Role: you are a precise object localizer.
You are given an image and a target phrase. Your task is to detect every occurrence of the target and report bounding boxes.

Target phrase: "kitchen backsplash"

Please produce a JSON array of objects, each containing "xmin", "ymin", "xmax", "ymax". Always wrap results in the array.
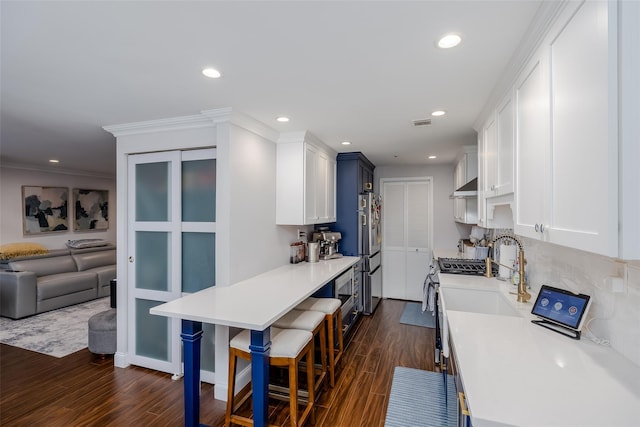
[{"xmin": 521, "ymin": 237, "xmax": 640, "ymax": 368}]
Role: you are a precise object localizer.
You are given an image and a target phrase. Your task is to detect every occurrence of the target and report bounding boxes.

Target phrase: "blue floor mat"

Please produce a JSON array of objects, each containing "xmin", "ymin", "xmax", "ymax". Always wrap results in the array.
[
  {"xmin": 385, "ymin": 367, "xmax": 457, "ymax": 427},
  {"xmin": 399, "ymin": 302, "xmax": 436, "ymax": 328}
]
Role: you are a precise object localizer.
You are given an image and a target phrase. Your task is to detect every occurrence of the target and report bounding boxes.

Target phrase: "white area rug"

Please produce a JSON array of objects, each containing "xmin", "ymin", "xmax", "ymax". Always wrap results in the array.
[{"xmin": 0, "ymin": 297, "xmax": 110, "ymax": 358}]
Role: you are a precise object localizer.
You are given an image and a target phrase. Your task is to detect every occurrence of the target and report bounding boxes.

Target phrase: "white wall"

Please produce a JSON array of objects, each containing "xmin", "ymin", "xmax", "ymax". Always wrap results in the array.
[
  {"xmin": 522, "ymin": 238, "xmax": 640, "ymax": 367},
  {"xmin": 0, "ymin": 165, "xmax": 116, "ymax": 247},
  {"xmin": 374, "ymin": 164, "xmax": 462, "ymax": 251},
  {"xmin": 225, "ymin": 123, "xmax": 299, "ymax": 284}
]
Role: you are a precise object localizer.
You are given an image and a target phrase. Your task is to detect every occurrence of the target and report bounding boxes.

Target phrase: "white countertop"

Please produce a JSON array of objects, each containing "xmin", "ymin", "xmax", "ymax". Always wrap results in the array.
[
  {"xmin": 439, "ymin": 273, "xmax": 640, "ymax": 427},
  {"xmin": 151, "ymin": 256, "xmax": 360, "ymax": 330}
]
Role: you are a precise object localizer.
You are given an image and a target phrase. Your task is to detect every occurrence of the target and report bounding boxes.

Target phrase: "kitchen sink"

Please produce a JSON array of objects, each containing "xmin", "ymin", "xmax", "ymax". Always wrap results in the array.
[{"xmin": 440, "ymin": 287, "xmax": 521, "ymax": 317}]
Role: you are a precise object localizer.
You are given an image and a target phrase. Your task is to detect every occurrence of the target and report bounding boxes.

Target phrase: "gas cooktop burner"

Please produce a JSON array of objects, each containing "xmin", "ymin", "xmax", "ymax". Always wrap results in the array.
[{"xmin": 438, "ymin": 257, "xmax": 498, "ymax": 276}]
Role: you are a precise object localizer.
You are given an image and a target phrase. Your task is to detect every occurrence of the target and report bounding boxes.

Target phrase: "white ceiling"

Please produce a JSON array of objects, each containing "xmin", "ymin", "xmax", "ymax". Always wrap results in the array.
[{"xmin": 1, "ymin": 1, "xmax": 543, "ymax": 177}]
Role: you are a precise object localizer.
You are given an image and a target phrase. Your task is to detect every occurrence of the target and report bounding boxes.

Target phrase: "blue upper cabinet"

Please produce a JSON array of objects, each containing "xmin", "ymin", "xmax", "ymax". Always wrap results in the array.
[{"xmin": 332, "ymin": 152, "xmax": 375, "ymax": 257}]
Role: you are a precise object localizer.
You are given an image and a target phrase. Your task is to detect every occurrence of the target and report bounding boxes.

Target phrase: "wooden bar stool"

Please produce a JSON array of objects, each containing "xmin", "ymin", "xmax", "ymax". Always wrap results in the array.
[
  {"xmin": 274, "ymin": 309, "xmax": 327, "ymax": 394},
  {"xmin": 226, "ymin": 327, "xmax": 315, "ymax": 427},
  {"xmin": 296, "ymin": 297, "xmax": 343, "ymax": 388}
]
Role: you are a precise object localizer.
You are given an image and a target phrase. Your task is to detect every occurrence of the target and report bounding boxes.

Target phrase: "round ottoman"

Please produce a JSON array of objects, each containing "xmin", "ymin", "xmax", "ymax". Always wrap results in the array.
[{"xmin": 88, "ymin": 308, "xmax": 116, "ymax": 355}]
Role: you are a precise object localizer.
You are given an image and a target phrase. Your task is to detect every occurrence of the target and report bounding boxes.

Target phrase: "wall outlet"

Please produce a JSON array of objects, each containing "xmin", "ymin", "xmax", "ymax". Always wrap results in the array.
[
  {"xmin": 609, "ymin": 261, "xmax": 628, "ymax": 294},
  {"xmin": 610, "ymin": 277, "xmax": 625, "ymax": 293}
]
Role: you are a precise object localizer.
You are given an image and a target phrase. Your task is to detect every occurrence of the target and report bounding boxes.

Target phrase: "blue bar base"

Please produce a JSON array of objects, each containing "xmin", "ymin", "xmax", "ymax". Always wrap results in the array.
[
  {"xmin": 181, "ymin": 320, "xmax": 208, "ymax": 427},
  {"xmin": 249, "ymin": 328, "xmax": 271, "ymax": 427}
]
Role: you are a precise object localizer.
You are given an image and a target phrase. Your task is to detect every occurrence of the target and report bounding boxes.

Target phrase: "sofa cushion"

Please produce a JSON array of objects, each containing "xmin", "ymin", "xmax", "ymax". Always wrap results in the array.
[
  {"xmin": 9, "ymin": 255, "xmax": 77, "ymax": 277},
  {"xmin": 88, "ymin": 265, "xmax": 117, "ymax": 288},
  {"xmin": 37, "ymin": 271, "xmax": 97, "ymax": 300},
  {"xmin": 72, "ymin": 250, "xmax": 116, "ymax": 272}
]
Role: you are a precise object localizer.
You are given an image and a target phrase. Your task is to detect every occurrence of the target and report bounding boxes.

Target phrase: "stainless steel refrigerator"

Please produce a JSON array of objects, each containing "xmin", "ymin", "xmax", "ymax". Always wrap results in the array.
[{"xmin": 359, "ymin": 192, "xmax": 382, "ymax": 315}]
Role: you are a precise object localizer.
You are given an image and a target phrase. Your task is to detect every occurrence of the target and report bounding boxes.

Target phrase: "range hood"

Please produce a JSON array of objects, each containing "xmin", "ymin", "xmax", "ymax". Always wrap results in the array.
[{"xmin": 451, "ymin": 177, "xmax": 478, "ymax": 198}]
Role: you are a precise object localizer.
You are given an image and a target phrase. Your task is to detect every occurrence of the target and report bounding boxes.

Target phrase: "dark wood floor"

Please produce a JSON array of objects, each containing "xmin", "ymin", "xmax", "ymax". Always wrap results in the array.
[{"xmin": 0, "ymin": 299, "xmax": 436, "ymax": 426}]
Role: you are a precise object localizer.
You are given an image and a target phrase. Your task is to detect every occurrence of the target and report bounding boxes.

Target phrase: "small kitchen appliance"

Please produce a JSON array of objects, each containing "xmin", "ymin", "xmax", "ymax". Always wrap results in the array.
[{"xmin": 312, "ymin": 231, "xmax": 343, "ymax": 260}]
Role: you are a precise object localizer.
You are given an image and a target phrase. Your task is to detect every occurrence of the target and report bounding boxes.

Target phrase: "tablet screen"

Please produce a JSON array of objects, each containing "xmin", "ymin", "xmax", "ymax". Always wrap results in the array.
[{"xmin": 531, "ymin": 285, "xmax": 591, "ymax": 331}]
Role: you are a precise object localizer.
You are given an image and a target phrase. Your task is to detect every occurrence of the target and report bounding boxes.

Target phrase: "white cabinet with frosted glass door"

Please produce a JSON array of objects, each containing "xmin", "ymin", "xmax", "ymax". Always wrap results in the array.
[
  {"xmin": 128, "ymin": 148, "xmax": 217, "ymax": 382},
  {"xmin": 382, "ymin": 178, "xmax": 432, "ymax": 302}
]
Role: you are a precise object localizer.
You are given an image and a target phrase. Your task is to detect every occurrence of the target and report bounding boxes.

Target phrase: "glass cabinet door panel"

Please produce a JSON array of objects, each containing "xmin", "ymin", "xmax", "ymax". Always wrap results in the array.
[
  {"xmin": 136, "ymin": 299, "xmax": 169, "ymax": 361},
  {"xmin": 182, "ymin": 232, "xmax": 215, "ymax": 293},
  {"xmin": 182, "ymin": 159, "xmax": 216, "ymax": 222},
  {"xmin": 136, "ymin": 231, "xmax": 169, "ymax": 291},
  {"xmin": 136, "ymin": 162, "xmax": 170, "ymax": 222}
]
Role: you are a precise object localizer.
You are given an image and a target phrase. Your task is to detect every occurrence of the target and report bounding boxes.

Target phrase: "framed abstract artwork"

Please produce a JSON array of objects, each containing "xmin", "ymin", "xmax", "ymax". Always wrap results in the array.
[
  {"xmin": 73, "ymin": 188, "xmax": 109, "ymax": 231},
  {"xmin": 22, "ymin": 186, "xmax": 69, "ymax": 234}
]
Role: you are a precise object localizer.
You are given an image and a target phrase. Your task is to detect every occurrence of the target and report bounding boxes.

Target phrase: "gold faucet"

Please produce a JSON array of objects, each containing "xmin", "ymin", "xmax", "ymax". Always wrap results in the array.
[{"xmin": 484, "ymin": 233, "xmax": 531, "ymax": 303}]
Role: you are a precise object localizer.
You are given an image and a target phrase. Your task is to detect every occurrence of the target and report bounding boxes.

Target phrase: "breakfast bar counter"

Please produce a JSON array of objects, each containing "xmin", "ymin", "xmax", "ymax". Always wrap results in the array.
[{"xmin": 151, "ymin": 256, "xmax": 360, "ymax": 427}]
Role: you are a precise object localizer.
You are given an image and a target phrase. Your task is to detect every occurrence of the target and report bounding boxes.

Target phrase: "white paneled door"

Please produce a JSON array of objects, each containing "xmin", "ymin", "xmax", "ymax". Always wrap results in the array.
[
  {"xmin": 127, "ymin": 149, "xmax": 217, "ymax": 380},
  {"xmin": 381, "ymin": 178, "xmax": 433, "ymax": 302}
]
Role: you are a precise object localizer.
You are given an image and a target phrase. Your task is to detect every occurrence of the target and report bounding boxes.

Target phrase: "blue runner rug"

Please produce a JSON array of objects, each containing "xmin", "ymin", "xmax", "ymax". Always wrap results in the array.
[
  {"xmin": 399, "ymin": 302, "xmax": 436, "ymax": 328},
  {"xmin": 385, "ymin": 367, "xmax": 457, "ymax": 427}
]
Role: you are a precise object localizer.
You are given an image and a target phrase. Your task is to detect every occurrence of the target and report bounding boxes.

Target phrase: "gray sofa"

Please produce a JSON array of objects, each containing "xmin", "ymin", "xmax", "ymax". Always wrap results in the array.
[{"xmin": 0, "ymin": 245, "xmax": 116, "ymax": 319}]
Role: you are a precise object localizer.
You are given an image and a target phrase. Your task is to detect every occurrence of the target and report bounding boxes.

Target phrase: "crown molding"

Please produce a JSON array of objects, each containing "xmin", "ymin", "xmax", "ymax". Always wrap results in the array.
[
  {"xmin": 103, "ymin": 107, "xmax": 280, "ymax": 143},
  {"xmin": 473, "ymin": 0, "xmax": 567, "ymax": 130},
  {"xmin": 102, "ymin": 114, "xmax": 213, "ymax": 137},
  {"xmin": 277, "ymin": 130, "xmax": 336, "ymax": 156},
  {"xmin": 200, "ymin": 107, "xmax": 280, "ymax": 142}
]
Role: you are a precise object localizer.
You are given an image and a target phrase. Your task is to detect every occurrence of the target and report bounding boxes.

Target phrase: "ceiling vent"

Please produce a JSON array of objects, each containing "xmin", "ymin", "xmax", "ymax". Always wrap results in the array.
[{"xmin": 412, "ymin": 118, "xmax": 432, "ymax": 127}]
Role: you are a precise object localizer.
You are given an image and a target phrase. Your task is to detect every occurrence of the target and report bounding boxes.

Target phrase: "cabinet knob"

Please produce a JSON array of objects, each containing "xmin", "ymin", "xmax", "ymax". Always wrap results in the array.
[
  {"xmin": 129, "ymin": 256, "xmax": 134, "ymax": 263},
  {"xmin": 534, "ymin": 223, "xmax": 545, "ymax": 233}
]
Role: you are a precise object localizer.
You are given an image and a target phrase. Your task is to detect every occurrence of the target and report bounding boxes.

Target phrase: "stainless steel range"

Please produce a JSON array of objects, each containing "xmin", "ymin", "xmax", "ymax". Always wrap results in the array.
[{"xmin": 437, "ymin": 257, "xmax": 498, "ymax": 276}]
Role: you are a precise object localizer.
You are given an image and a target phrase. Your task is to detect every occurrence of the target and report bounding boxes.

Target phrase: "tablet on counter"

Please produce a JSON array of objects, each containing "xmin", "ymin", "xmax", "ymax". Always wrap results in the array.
[{"xmin": 530, "ymin": 285, "xmax": 591, "ymax": 340}]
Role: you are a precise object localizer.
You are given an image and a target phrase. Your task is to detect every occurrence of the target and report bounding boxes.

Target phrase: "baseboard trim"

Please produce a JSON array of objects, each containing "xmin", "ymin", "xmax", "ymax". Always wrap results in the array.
[{"xmin": 214, "ymin": 364, "xmax": 251, "ymax": 402}]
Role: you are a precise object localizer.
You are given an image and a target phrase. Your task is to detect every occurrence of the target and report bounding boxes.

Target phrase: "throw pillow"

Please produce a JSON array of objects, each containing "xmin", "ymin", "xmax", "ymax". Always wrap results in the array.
[
  {"xmin": 0, "ymin": 242, "xmax": 49, "ymax": 260},
  {"xmin": 66, "ymin": 239, "xmax": 110, "ymax": 249}
]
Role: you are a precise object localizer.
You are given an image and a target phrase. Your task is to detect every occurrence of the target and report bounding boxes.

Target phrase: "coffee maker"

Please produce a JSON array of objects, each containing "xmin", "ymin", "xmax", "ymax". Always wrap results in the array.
[{"xmin": 312, "ymin": 231, "xmax": 343, "ymax": 260}]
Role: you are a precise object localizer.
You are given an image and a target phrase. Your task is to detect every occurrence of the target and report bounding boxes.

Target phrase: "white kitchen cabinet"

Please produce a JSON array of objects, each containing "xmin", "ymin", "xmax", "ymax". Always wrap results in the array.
[
  {"xmin": 276, "ymin": 131, "xmax": 337, "ymax": 225},
  {"xmin": 478, "ymin": 91, "xmax": 515, "ymax": 229},
  {"xmin": 514, "ymin": 1, "xmax": 618, "ymax": 257},
  {"xmin": 514, "ymin": 48, "xmax": 549, "ymax": 240},
  {"xmin": 453, "ymin": 146, "xmax": 478, "ymax": 225},
  {"xmin": 476, "ymin": 132, "xmax": 486, "ymax": 227},
  {"xmin": 485, "ymin": 93, "xmax": 514, "ymax": 198}
]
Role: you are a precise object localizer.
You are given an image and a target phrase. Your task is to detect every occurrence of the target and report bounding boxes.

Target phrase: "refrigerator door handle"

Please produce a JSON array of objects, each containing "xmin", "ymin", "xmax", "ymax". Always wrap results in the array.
[{"xmin": 369, "ymin": 264, "xmax": 381, "ymax": 276}]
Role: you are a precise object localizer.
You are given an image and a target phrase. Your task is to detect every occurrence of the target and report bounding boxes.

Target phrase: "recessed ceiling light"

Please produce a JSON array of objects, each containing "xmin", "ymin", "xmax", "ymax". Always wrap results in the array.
[
  {"xmin": 431, "ymin": 110, "xmax": 446, "ymax": 117},
  {"xmin": 437, "ymin": 33, "xmax": 462, "ymax": 49},
  {"xmin": 276, "ymin": 116, "xmax": 290, "ymax": 123},
  {"xmin": 428, "ymin": 155, "xmax": 437, "ymax": 159},
  {"xmin": 341, "ymin": 141, "xmax": 352, "ymax": 145},
  {"xmin": 49, "ymin": 159, "xmax": 60, "ymax": 163},
  {"xmin": 202, "ymin": 68, "xmax": 221, "ymax": 78}
]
